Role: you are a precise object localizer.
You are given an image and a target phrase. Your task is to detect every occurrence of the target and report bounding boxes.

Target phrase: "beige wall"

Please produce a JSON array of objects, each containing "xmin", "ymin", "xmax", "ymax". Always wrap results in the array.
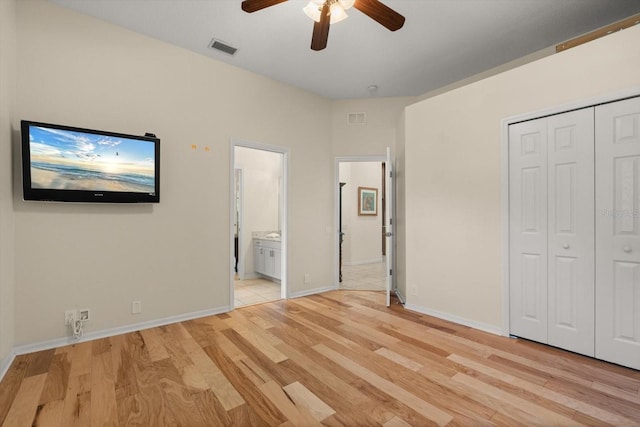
[
  {"xmin": 13, "ymin": 0, "xmax": 333, "ymax": 345},
  {"xmin": 405, "ymin": 25, "xmax": 640, "ymax": 330},
  {"xmin": 331, "ymin": 97, "xmax": 415, "ymax": 157},
  {"xmin": 0, "ymin": 0, "xmax": 17, "ymax": 367}
]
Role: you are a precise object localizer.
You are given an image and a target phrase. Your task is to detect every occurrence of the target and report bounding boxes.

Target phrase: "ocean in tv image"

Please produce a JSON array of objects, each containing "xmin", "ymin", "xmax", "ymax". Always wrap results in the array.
[{"xmin": 29, "ymin": 126, "xmax": 156, "ymax": 193}]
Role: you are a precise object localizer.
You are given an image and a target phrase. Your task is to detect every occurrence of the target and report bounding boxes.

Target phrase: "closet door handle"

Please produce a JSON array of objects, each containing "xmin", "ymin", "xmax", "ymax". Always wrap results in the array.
[
  {"xmin": 623, "ymin": 246, "xmax": 632, "ymax": 253},
  {"xmin": 562, "ymin": 243, "xmax": 570, "ymax": 250}
]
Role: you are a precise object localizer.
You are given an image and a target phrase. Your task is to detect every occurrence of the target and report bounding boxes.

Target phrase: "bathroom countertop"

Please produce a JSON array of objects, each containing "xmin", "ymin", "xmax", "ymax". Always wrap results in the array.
[{"xmin": 252, "ymin": 231, "xmax": 281, "ymax": 242}]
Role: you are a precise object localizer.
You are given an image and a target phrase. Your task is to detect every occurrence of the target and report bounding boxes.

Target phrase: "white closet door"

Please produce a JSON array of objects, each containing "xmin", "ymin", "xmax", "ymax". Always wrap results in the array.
[
  {"xmin": 547, "ymin": 108, "xmax": 595, "ymax": 356},
  {"xmin": 509, "ymin": 118, "xmax": 548, "ymax": 343},
  {"xmin": 595, "ymin": 97, "xmax": 640, "ymax": 370}
]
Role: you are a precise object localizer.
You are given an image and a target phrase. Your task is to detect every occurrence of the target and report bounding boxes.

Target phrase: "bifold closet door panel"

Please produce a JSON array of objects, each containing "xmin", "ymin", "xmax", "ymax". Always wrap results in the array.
[
  {"xmin": 509, "ymin": 118, "xmax": 548, "ymax": 343},
  {"xmin": 547, "ymin": 108, "xmax": 595, "ymax": 357},
  {"xmin": 595, "ymin": 96, "xmax": 640, "ymax": 370}
]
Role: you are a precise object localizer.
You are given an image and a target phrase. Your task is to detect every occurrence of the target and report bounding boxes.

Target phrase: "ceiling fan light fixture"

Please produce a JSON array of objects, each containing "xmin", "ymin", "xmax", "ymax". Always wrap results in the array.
[
  {"xmin": 329, "ymin": 2, "xmax": 348, "ymax": 24},
  {"xmin": 339, "ymin": 0, "xmax": 355, "ymax": 10},
  {"xmin": 303, "ymin": 1, "xmax": 322, "ymax": 22},
  {"xmin": 304, "ymin": 0, "xmax": 349, "ymax": 24}
]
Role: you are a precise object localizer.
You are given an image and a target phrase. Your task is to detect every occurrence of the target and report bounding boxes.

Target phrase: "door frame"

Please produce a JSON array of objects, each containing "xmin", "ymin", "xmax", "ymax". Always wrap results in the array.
[
  {"xmin": 230, "ymin": 138, "xmax": 290, "ymax": 309},
  {"xmin": 234, "ymin": 167, "xmax": 245, "ymax": 280},
  {"xmin": 500, "ymin": 86, "xmax": 640, "ymax": 337},
  {"xmin": 334, "ymin": 155, "xmax": 393, "ymax": 293}
]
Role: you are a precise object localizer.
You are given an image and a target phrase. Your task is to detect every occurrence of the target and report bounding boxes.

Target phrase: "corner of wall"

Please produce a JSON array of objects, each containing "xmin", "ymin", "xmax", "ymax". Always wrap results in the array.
[{"xmin": 0, "ymin": 0, "xmax": 17, "ymax": 378}]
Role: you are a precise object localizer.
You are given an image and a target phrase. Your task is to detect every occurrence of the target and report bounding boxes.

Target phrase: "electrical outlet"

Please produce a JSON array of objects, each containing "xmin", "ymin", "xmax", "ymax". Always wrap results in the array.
[
  {"xmin": 132, "ymin": 301, "xmax": 142, "ymax": 314},
  {"xmin": 79, "ymin": 309, "xmax": 90, "ymax": 322},
  {"xmin": 411, "ymin": 286, "xmax": 417, "ymax": 296},
  {"xmin": 304, "ymin": 273, "xmax": 310, "ymax": 284},
  {"xmin": 64, "ymin": 310, "xmax": 76, "ymax": 326}
]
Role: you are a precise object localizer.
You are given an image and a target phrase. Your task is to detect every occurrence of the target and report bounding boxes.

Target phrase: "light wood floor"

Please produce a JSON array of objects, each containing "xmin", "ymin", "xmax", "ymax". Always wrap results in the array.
[{"xmin": 1, "ymin": 291, "xmax": 639, "ymax": 426}]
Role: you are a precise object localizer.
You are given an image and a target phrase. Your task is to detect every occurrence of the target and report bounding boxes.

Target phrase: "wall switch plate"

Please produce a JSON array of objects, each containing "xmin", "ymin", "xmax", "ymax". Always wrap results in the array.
[{"xmin": 132, "ymin": 301, "xmax": 142, "ymax": 314}]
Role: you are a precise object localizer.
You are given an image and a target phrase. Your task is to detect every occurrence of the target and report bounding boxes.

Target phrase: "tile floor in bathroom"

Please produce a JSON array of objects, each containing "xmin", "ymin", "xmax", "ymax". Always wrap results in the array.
[
  {"xmin": 234, "ymin": 277, "xmax": 281, "ymax": 307},
  {"xmin": 233, "ymin": 261, "xmax": 387, "ymax": 307}
]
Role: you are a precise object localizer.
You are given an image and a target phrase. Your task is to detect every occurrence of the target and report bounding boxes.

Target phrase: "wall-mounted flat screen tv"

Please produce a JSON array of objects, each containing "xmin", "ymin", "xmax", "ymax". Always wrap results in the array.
[{"xmin": 21, "ymin": 120, "xmax": 160, "ymax": 203}]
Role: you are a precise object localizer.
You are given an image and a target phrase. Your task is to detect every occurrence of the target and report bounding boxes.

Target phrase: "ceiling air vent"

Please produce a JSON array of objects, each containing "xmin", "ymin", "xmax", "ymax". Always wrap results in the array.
[
  {"xmin": 347, "ymin": 112, "xmax": 366, "ymax": 125},
  {"xmin": 209, "ymin": 39, "xmax": 238, "ymax": 56}
]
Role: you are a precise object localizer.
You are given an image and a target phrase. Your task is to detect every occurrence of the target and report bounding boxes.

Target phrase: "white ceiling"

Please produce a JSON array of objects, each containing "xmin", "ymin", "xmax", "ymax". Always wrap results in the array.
[{"xmin": 49, "ymin": 0, "xmax": 640, "ymax": 99}]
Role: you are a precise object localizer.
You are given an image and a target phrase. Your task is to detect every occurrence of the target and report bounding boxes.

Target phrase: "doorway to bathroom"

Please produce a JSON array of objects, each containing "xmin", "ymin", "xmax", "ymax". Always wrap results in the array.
[{"xmin": 230, "ymin": 140, "xmax": 288, "ymax": 308}]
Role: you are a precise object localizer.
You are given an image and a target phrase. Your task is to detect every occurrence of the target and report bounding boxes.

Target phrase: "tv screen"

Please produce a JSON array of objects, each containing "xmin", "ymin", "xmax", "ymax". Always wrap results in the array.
[{"xmin": 21, "ymin": 120, "xmax": 160, "ymax": 203}]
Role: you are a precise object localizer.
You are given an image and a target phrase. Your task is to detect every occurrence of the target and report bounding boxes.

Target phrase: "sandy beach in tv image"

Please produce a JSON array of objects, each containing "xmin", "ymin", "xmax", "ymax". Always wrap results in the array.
[{"xmin": 29, "ymin": 126, "xmax": 156, "ymax": 193}]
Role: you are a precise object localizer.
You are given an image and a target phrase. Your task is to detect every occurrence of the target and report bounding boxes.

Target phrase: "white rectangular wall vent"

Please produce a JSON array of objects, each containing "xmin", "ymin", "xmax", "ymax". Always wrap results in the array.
[
  {"xmin": 347, "ymin": 112, "xmax": 367, "ymax": 125},
  {"xmin": 209, "ymin": 38, "xmax": 238, "ymax": 56}
]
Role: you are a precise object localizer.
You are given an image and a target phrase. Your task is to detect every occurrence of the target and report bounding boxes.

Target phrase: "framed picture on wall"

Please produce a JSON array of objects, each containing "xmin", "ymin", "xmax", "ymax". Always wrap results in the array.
[{"xmin": 358, "ymin": 187, "xmax": 377, "ymax": 216}]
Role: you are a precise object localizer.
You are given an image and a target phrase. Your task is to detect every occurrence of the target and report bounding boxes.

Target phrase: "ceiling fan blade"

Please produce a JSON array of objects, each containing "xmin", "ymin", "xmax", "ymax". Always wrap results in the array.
[
  {"xmin": 353, "ymin": 0, "xmax": 405, "ymax": 31},
  {"xmin": 311, "ymin": 3, "xmax": 330, "ymax": 51},
  {"xmin": 241, "ymin": 0, "xmax": 287, "ymax": 13}
]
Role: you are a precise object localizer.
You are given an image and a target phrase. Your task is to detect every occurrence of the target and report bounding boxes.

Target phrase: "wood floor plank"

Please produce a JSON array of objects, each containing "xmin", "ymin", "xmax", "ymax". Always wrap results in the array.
[
  {"xmin": 0, "ymin": 355, "xmax": 30, "ymax": 424},
  {"xmin": 314, "ymin": 342, "xmax": 454, "ymax": 426},
  {"xmin": 226, "ymin": 309, "xmax": 283, "ymax": 346},
  {"xmin": 347, "ymin": 376, "xmax": 442, "ymax": 426},
  {"xmin": 204, "ymin": 342, "xmax": 287, "ymax": 426},
  {"xmin": 113, "ymin": 333, "xmax": 143, "ymax": 402},
  {"xmin": 592, "ymin": 380, "xmax": 640, "ymax": 405},
  {"xmin": 181, "ymin": 319, "xmax": 218, "ymax": 348},
  {"xmin": 191, "ymin": 388, "xmax": 233, "ymax": 426},
  {"xmin": 2, "ymin": 290, "xmax": 639, "ymax": 426},
  {"xmin": 452, "ymin": 372, "xmax": 580, "ymax": 426},
  {"xmin": 375, "ymin": 347, "xmax": 423, "ymax": 371},
  {"xmin": 258, "ymin": 380, "xmax": 322, "ymax": 426},
  {"xmin": 32, "ymin": 399, "xmax": 64, "ymax": 427},
  {"xmin": 39, "ymin": 352, "xmax": 71, "ymax": 405},
  {"xmin": 321, "ymin": 335, "xmax": 496, "ymax": 424},
  {"xmin": 449, "ymin": 353, "xmax": 638, "ymax": 426},
  {"xmin": 24, "ymin": 349, "xmax": 55, "ymax": 378},
  {"xmin": 90, "ymin": 350, "xmax": 118, "ymax": 427},
  {"xmin": 139, "ymin": 327, "xmax": 170, "ymax": 362},
  {"xmin": 179, "ymin": 330, "xmax": 246, "ymax": 410},
  {"xmin": 159, "ymin": 376, "xmax": 209, "ymax": 426},
  {"xmin": 274, "ymin": 341, "xmax": 370, "ymax": 407},
  {"xmin": 545, "ymin": 377, "xmax": 640, "ymax": 423},
  {"xmin": 60, "ymin": 373, "xmax": 91, "ymax": 427},
  {"xmin": 282, "ymin": 381, "xmax": 336, "ymax": 421},
  {"xmin": 249, "ymin": 304, "xmax": 326, "ymax": 348},
  {"xmin": 224, "ymin": 318, "xmax": 288, "ymax": 364},
  {"xmin": 130, "ymin": 359, "xmax": 178, "ymax": 426},
  {"xmin": 383, "ymin": 415, "xmax": 415, "ymax": 427},
  {"xmin": 2, "ymin": 373, "xmax": 47, "ymax": 427},
  {"xmin": 67, "ymin": 342, "xmax": 93, "ymax": 378}
]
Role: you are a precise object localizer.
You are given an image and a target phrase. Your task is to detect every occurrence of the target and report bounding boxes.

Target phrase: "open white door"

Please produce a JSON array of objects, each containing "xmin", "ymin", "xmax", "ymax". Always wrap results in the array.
[{"xmin": 385, "ymin": 147, "xmax": 394, "ymax": 307}]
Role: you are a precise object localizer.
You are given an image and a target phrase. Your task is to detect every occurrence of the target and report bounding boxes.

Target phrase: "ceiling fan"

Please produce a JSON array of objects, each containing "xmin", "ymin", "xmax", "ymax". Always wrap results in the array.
[{"xmin": 241, "ymin": 0, "xmax": 405, "ymax": 51}]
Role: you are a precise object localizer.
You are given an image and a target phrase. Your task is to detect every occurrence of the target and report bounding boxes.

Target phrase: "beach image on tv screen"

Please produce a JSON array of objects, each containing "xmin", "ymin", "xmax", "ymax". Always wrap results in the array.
[{"xmin": 29, "ymin": 126, "xmax": 156, "ymax": 193}]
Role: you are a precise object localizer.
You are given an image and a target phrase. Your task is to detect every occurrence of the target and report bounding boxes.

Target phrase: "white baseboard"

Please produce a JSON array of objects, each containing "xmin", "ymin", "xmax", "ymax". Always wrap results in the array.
[
  {"xmin": 404, "ymin": 303, "xmax": 502, "ymax": 336},
  {"xmin": 289, "ymin": 285, "xmax": 337, "ymax": 299},
  {"xmin": 11, "ymin": 305, "xmax": 231, "ymax": 359},
  {"xmin": 344, "ymin": 257, "xmax": 384, "ymax": 266},
  {"xmin": 0, "ymin": 350, "xmax": 17, "ymax": 382}
]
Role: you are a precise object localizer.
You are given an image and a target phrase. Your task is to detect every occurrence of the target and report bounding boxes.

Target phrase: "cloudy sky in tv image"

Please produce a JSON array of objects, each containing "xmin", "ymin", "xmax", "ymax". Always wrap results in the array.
[{"xmin": 29, "ymin": 126, "xmax": 155, "ymax": 192}]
